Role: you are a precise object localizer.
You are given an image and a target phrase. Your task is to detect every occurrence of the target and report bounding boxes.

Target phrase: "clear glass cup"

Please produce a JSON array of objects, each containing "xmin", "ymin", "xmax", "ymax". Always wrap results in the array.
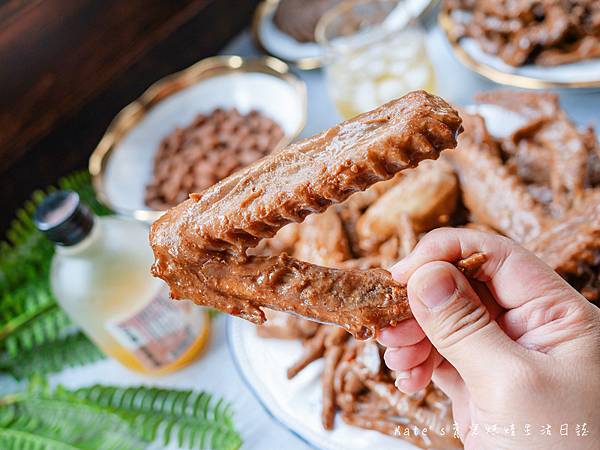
[{"xmin": 316, "ymin": 0, "xmax": 436, "ymax": 119}]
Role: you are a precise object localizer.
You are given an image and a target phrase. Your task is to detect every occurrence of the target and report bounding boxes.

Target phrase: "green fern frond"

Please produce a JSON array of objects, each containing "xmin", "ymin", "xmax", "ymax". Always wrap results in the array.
[
  {"xmin": 26, "ymin": 372, "xmax": 51, "ymax": 395},
  {"xmin": 0, "ymin": 380, "xmax": 241, "ymax": 450},
  {"xmin": 0, "ymin": 191, "xmax": 53, "ymax": 294},
  {"xmin": 0, "ymin": 428, "xmax": 80, "ymax": 450},
  {"xmin": 4, "ymin": 306, "xmax": 74, "ymax": 356},
  {"xmin": 14, "ymin": 398, "xmax": 143, "ymax": 450},
  {"xmin": 0, "ymin": 234, "xmax": 52, "ymax": 296},
  {"xmin": 0, "ymin": 280, "xmax": 50, "ymax": 319},
  {"xmin": 0, "ymin": 284, "xmax": 56, "ymax": 340},
  {"xmin": 71, "ymin": 385, "xmax": 242, "ymax": 450},
  {"xmin": 1, "ymin": 387, "xmax": 144, "ymax": 450},
  {"xmin": 0, "ymin": 332, "xmax": 104, "ymax": 379}
]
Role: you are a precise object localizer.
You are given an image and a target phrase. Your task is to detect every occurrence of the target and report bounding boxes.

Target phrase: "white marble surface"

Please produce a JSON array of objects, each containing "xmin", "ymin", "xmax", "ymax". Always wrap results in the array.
[{"xmin": 46, "ymin": 23, "xmax": 600, "ymax": 450}]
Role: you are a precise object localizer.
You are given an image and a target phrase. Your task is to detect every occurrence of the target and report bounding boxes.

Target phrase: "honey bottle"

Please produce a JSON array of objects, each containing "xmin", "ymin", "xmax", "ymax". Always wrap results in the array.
[{"xmin": 34, "ymin": 190, "xmax": 209, "ymax": 375}]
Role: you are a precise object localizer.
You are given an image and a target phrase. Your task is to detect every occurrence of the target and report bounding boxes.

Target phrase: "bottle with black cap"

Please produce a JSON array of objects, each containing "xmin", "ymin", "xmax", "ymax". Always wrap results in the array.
[{"xmin": 35, "ymin": 190, "xmax": 210, "ymax": 374}]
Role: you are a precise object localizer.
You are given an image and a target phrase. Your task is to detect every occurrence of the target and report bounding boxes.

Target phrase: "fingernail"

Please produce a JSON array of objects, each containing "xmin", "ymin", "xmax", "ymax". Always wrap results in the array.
[
  {"xmin": 417, "ymin": 268, "xmax": 456, "ymax": 309},
  {"xmin": 395, "ymin": 371, "xmax": 411, "ymax": 388}
]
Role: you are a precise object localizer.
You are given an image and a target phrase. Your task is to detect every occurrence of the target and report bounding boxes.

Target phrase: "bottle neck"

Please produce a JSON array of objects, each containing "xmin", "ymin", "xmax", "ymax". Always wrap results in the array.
[{"xmin": 55, "ymin": 217, "xmax": 101, "ymax": 256}]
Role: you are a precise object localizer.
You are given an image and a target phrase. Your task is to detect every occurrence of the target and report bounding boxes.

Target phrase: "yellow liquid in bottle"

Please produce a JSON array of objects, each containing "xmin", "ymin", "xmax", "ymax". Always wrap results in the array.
[
  {"xmin": 103, "ymin": 319, "xmax": 210, "ymax": 375},
  {"xmin": 51, "ymin": 217, "xmax": 209, "ymax": 375}
]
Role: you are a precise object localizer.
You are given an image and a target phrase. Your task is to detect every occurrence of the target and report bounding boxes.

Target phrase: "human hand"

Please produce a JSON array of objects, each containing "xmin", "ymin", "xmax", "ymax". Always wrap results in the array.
[{"xmin": 378, "ymin": 228, "xmax": 600, "ymax": 449}]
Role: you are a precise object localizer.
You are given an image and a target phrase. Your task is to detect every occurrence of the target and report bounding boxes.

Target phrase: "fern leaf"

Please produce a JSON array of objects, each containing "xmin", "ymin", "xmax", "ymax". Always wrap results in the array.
[
  {"xmin": 4, "ymin": 306, "xmax": 74, "ymax": 356},
  {"xmin": 15, "ymin": 397, "xmax": 143, "ymax": 450},
  {"xmin": 2, "ymin": 393, "xmax": 144, "ymax": 450},
  {"xmin": 0, "ymin": 332, "xmax": 104, "ymax": 379},
  {"xmin": 0, "ymin": 428, "xmax": 80, "ymax": 450},
  {"xmin": 72, "ymin": 385, "xmax": 242, "ymax": 450},
  {"xmin": 0, "ymin": 285, "xmax": 56, "ymax": 341},
  {"xmin": 0, "ymin": 235, "xmax": 52, "ymax": 296},
  {"xmin": 0, "ymin": 380, "xmax": 242, "ymax": 450}
]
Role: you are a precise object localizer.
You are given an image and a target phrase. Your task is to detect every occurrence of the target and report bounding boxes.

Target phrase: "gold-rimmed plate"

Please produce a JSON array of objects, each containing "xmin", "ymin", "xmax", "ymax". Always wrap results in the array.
[
  {"xmin": 89, "ymin": 55, "xmax": 307, "ymax": 223},
  {"xmin": 439, "ymin": 10, "xmax": 600, "ymax": 90},
  {"xmin": 252, "ymin": 0, "xmax": 437, "ymax": 70},
  {"xmin": 228, "ymin": 318, "xmax": 424, "ymax": 450}
]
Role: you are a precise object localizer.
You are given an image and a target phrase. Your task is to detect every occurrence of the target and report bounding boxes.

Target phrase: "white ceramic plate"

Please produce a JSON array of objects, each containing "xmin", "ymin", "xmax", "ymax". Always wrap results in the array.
[
  {"xmin": 440, "ymin": 11, "xmax": 600, "ymax": 89},
  {"xmin": 463, "ymin": 104, "xmax": 528, "ymax": 138},
  {"xmin": 90, "ymin": 56, "xmax": 306, "ymax": 222},
  {"xmin": 463, "ymin": 103, "xmax": 597, "ymax": 140},
  {"xmin": 228, "ymin": 318, "xmax": 420, "ymax": 450}
]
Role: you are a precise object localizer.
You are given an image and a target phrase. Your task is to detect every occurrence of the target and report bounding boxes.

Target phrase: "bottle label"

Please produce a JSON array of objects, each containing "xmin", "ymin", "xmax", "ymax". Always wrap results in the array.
[{"xmin": 106, "ymin": 286, "xmax": 205, "ymax": 369}]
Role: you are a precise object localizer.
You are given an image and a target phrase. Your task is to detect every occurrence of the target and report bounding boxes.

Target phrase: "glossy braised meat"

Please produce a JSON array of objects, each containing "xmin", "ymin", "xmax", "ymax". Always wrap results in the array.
[
  {"xmin": 445, "ymin": 0, "xmax": 600, "ymax": 66},
  {"xmin": 527, "ymin": 191, "xmax": 600, "ymax": 275},
  {"xmin": 293, "ymin": 208, "xmax": 352, "ymax": 266},
  {"xmin": 293, "ymin": 329, "xmax": 462, "ymax": 448},
  {"xmin": 150, "ymin": 91, "xmax": 464, "ymax": 339},
  {"xmin": 356, "ymin": 159, "xmax": 458, "ymax": 251},
  {"xmin": 445, "ymin": 112, "xmax": 548, "ymax": 242},
  {"xmin": 476, "ymin": 91, "xmax": 592, "ymax": 211},
  {"xmin": 449, "ymin": 91, "xmax": 600, "ymax": 301}
]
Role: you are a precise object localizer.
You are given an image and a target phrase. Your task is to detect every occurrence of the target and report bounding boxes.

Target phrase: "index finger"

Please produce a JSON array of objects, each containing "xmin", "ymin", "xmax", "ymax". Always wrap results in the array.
[{"xmin": 391, "ymin": 227, "xmax": 573, "ymax": 310}]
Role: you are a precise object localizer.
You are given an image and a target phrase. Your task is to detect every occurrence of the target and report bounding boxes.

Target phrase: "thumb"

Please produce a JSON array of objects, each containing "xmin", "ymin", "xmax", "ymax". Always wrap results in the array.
[{"xmin": 406, "ymin": 261, "xmax": 523, "ymax": 387}]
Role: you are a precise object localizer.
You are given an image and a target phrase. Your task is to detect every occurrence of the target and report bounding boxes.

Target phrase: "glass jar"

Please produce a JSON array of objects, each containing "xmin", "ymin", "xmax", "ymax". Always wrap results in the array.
[{"xmin": 316, "ymin": 0, "xmax": 436, "ymax": 119}]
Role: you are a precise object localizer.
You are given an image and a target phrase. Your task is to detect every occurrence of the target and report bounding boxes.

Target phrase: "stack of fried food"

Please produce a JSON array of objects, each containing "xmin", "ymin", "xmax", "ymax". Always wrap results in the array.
[
  {"xmin": 444, "ymin": 0, "xmax": 600, "ymax": 66},
  {"xmin": 257, "ymin": 91, "xmax": 600, "ymax": 448}
]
